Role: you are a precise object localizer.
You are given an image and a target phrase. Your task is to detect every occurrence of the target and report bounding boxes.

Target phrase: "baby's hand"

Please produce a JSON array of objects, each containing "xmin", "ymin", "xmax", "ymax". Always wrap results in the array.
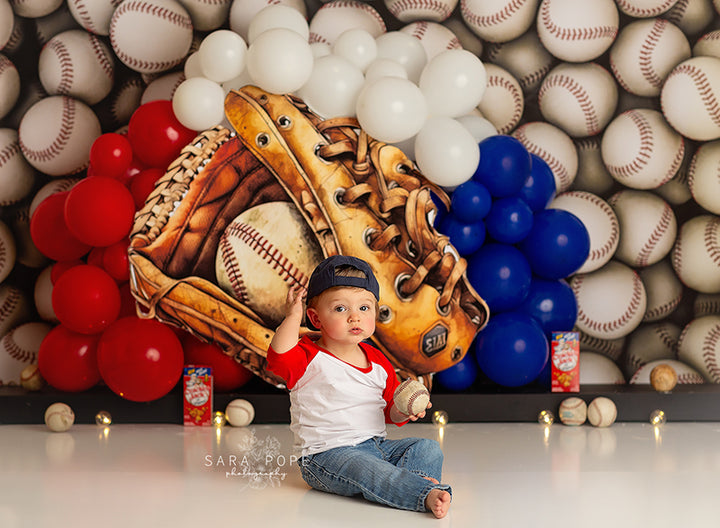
[
  {"xmin": 407, "ymin": 401, "xmax": 432, "ymax": 422},
  {"xmin": 286, "ymin": 284, "xmax": 306, "ymax": 319}
]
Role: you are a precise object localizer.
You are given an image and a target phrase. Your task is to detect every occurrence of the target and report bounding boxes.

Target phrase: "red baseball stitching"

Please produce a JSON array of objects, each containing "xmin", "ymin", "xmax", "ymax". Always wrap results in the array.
[
  {"xmin": 695, "ymin": 296, "xmax": 720, "ymax": 316},
  {"xmin": 539, "ymin": 0, "xmax": 618, "ymax": 42},
  {"xmin": 662, "ymin": 0, "xmax": 689, "ymax": 25},
  {"xmin": 486, "ymin": 73, "xmax": 523, "ymax": 134},
  {"xmin": 218, "ymin": 233, "xmax": 247, "ymax": 302},
  {"xmin": 0, "ymin": 287, "xmax": 20, "ymax": 327},
  {"xmin": 87, "ymin": 33, "xmax": 114, "ymax": 79},
  {"xmin": 2, "ymin": 330, "xmax": 35, "ymax": 363},
  {"xmin": 460, "ymin": 0, "xmax": 528, "ymax": 29},
  {"xmin": 389, "ymin": 0, "xmax": 453, "ymax": 19},
  {"xmin": 513, "ymin": 124, "xmax": 572, "ymax": 191},
  {"xmin": 635, "ymin": 201, "xmax": 674, "ymax": 268},
  {"xmin": 19, "ymin": 96, "xmax": 75, "ymax": 164},
  {"xmin": 671, "ymin": 227, "xmax": 683, "ymax": 283},
  {"xmin": 644, "ymin": 294, "xmax": 681, "ymax": 322},
  {"xmin": 45, "ymin": 38, "xmax": 73, "ymax": 95},
  {"xmin": 0, "ymin": 54, "xmax": 13, "ymax": 76},
  {"xmin": 665, "ymin": 63, "xmax": 720, "ymax": 129},
  {"xmin": 702, "ymin": 323, "xmax": 720, "ymax": 382},
  {"xmin": 539, "ymin": 73, "xmax": 600, "ymax": 135},
  {"xmin": 0, "ymin": 134, "xmax": 21, "ymax": 167},
  {"xmin": 616, "ymin": 0, "xmax": 677, "ymax": 17},
  {"xmin": 638, "ymin": 19, "xmax": 666, "ymax": 89},
  {"xmin": 604, "ymin": 110, "xmax": 653, "ymax": 181},
  {"xmin": 654, "ymin": 323, "xmax": 679, "ymax": 353},
  {"xmin": 0, "ymin": 235, "xmax": 6, "ymax": 271},
  {"xmin": 560, "ymin": 191, "xmax": 618, "ymax": 263},
  {"xmin": 704, "ymin": 217, "xmax": 720, "ymax": 266},
  {"xmin": 578, "ymin": 332, "xmax": 623, "ymax": 359}
]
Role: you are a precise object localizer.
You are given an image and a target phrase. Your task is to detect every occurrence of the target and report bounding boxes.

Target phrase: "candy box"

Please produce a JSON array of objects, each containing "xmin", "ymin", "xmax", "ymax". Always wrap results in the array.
[
  {"xmin": 551, "ymin": 331, "xmax": 580, "ymax": 392},
  {"xmin": 183, "ymin": 366, "xmax": 213, "ymax": 426}
]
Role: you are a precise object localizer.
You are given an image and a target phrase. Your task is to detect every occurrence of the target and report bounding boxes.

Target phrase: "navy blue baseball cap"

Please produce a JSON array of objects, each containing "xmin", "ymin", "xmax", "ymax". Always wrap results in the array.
[{"xmin": 306, "ymin": 255, "xmax": 380, "ymax": 301}]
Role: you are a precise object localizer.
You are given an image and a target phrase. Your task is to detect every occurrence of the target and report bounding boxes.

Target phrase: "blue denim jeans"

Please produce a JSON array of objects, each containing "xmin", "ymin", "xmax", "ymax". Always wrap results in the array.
[{"xmin": 298, "ymin": 436, "xmax": 451, "ymax": 512}]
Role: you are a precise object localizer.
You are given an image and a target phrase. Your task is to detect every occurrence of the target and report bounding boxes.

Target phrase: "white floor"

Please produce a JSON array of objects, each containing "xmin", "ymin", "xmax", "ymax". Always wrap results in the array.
[{"xmin": 1, "ymin": 420, "xmax": 719, "ymax": 528}]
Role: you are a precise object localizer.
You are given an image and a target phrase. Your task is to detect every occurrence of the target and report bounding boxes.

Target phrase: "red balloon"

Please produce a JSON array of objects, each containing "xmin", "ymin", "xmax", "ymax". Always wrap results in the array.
[
  {"xmin": 127, "ymin": 100, "xmax": 196, "ymax": 169},
  {"xmin": 52, "ymin": 265, "xmax": 121, "ymax": 334},
  {"xmin": 97, "ymin": 316, "xmax": 184, "ymax": 402},
  {"xmin": 30, "ymin": 192, "xmax": 91, "ymax": 261},
  {"xmin": 129, "ymin": 167, "xmax": 164, "ymax": 210},
  {"xmin": 86, "ymin": 246, "xmax": 105, "ymax": 268},
  {"xmin": 64, "ymin": 176, "xmax": 135, "ymax": 247},
  {"xmin": 38, "ymin": 325, "xmax": 101, "ymax": 392},
  {"xmin": 102, "ymin": 238, "xmax": 130, "ymax": 281},
  {"xmin": 51, "ymin": 259, "xmax": 84, "ymax": 285},
  {"xmin": 89, "ymin": 133, "xmax": 133, "ymax": 179},
  {"xmin": 118, "ymin": 282, "xmax": 138, "ymax": 318},
  {"xmin": 181, "ymin": 334, "xmax": 254, "ymax": 392}
]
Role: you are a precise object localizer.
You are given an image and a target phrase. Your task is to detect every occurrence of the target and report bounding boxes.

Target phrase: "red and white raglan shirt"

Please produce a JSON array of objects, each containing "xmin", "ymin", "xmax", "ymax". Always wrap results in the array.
[{"xmin": 267, "ymin": 336, "xmax": 406, "ymax": 457}]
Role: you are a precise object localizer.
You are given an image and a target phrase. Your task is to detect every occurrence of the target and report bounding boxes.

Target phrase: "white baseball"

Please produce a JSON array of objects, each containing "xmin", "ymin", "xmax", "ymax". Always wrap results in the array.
[
  {"xmin": 386, "ymin": 0, "xmax": 458, "ymax": 23},
  {"xmin": 95, "ymin": 75, "xmax": 145, "ymax": 131},
  {"xmin": 558, "ymin": 396, "xmax": 587, "ymax": 426},
  {"xmin": 677, "ymin": 315, "xmax": 720, "ymax": 382},
  {"xmin": 141, "ymin": 71, "xmax": 185, "ymax": 104},
  {"xmin": 0, "ymin": 219, "xmax": 15, "ymax": 284},
  {"xmin": 309, "ymin": 0, "xmax": 386, "ymax": 46},
  {"xmin": 44, "ymin": 402, "xmax": 75, "ymax": 432},
  {"xmin": 20, "ymin": 363, "xmax": 45, "ymax": 391},
  {"xmin": 225, "ymin": 398, "xmax": 255, "ymax": 427},
  {"xmin": 176, "ymin": 0, "xmax": 231, "ymax": 31},
  {"xmin": 394, "ymin": 378, "xmax": 430, "ymax": 416},
  {"xmin": 671, "ymin": 214, "xmax": 720, "ymax": 294},
  {"xmin": 110, "ymin": 0, "xmax": 193, "ymax": 74},
  {"xmin": 630, "ymin": 358, "xmax": 704, "ymax": 384},
  {"xmin": 609, "ymin": 18, "xmax": 690, "ymax": 98},
  {"xmin": 654, "ymin": 146, "xmax": 692, "ymax": 206},
  {"xmin": 549, "ymin": 191, "xmax": 618, "ymax": 274},
  {"xmin": 0, "ymin": 0, "xmax": 12, "ymax": 50},
  {"xmin": 229, "ymin": 0, "xmax": 306, "ymax": 41},
  {"xmin": 0, "ymin": 53, "xmax": 20, "ymax": 121},
  {"xmin": 67, "ymin": 0, "xmax": 122, "ymax": 36},
  {"xmin": 18, "ymin": 95, "xmax": 101, "ymax": 177},
  {"xmin": 615, "ymin": 0, "xmax": 680, "ymax": 17},
  {"xmin": 577, "ymin": 329, "xmax": 626, "ymax": 361},
  {"xmin": 9, "ymin": 0, "xmax": 62, "ymax": 18},
  {"xmin": 1, "ymin": 79, "xmax": 45, "ymax": 131},
  {"xmin": 623, "ymin": 321, "xmax": 680, "ymax": 379},
  {"xmin": 476, "ymin": 63, "xmax": 523, "ymax": 134},
  {"xmin": 579, "ymin": 352, "xmax": 626, "ymax": 384},
  {"xmin": 536, "ymin": 0, "xmax": 619, "ymax": 63},
  {"xmin": 512, "ymin": 121, "xmax": 578, "ymax": 193},
  {"xmin": 399, "ymin": 21, "xmax": 461, "ymax": 61},
  {"xmin": 570, "ymin": 137, "xmax": 615, "ymax": 197},
  {"xmin": 694, "ymin": 293, "xmax": 720, "ymax": 317},
  {"xmin": 442, "ymin": 16, "xmax": 484, "ymax": 56},
  {"xmin": 0, "ymin": 322, "xmax": 52, "ymax": 386},
  {"xmin": 538, "ymin": 62, "xmax": 618, "ymax": 138},
  {"xmin": 460, "ymin": 0, "xmax": 538, "ymax": 43},
  {"xmin": 688, "ymin": 140, "xmax": 720, "ymax": 215},
  {"xmin": 216, "ymin": 202, "xmax": 324, "ymax": 328},
  {"xmin": 0, "ymin": 128, "xmax": 35, "ymax": 207},
  {"xmin": 587, "ymin": 396, "xmax": 617, "ymax": 427},
  {"xmin": 39, "ymin": 29, "xmax": 115, "ymax": 105},
  {"xmin": 694, "ymin": 30, "xmax": 720, "ymax": 59},
  {"xmin": 601, "ymin": 108, "xmax": 685, "ymax": 190},
  {"xmin": 607, "ymin": 190, "xmax": 676, "ymax": 268},
  {"xmin": 639, "ymin": 259, "xmax": 683, "ymax": 322},
  {"xmin": 571, "ymin": 260, "xmax": 647, "ymax": 340},
  {"xmin": 34, "ymin": 265, "xmax": 58, "ymax": 322},
  {"xmin": 29, "ymin": 177, "xmax": 81, "ymax": 218},
  {"xmin": 663, "ymin": 0, "xmax": 715, "ymax": 37},
  {"xmin": 0, "ymin": 284, "xmax": 31, "ymax": 338},
  {"xmin": 661, "ymin": 56, "xmax": 720, "ymax": 141},
  {"xmin": 484, "ymin": 29, "xmax": 555, "ymax": 94}
]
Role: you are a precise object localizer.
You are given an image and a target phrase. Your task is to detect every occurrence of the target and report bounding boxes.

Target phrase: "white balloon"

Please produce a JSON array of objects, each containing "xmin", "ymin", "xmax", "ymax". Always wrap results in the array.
[
  {"xmin": 456, "ymin": 114, "xmax": 497, "ymax": 143},
  {"xmin": 247, "ymin": 28, "xmax": 314, "ymax": 95},
  {"xmin": 247, "ymin": 5, "xmax": 309, "ymax": 43},
  {"xmin": 310, "ymin": 42, "xmax": 331, "ymax": 58},
  {"xmin": 419, "ymin": 49, "xmax": 487, "ymax": 118},
  {"xmin": 364, "ymin": 58, "xmax": 408, "ymax": 83},
  {"xmin": 172, "ymin": 77, "xmax": 226, "ymax": 131},
  {"xmin": 414, "ymin": 116, "xmax": 479, "ymax": 187},
  {"xmin": 198, "ymin": 30, "xmax": 248, "ymax": 83},
  {"xmin": 375, "ymin": 31, "xmax": 427, "ymax": 83},
  {"xmin": 356, "ymin": 76, "xmax": 427, "ymax": 143},
  {"xmin": 184, "ymin": 52, "xmax": 204, "ymax": 79},
  {"xmin": 297, "ymin": 55, "xmax": 364, "ymax": 119},
  {"xmin": 332, "ymin": 29, "xmax": 377, "ymax": 72}
]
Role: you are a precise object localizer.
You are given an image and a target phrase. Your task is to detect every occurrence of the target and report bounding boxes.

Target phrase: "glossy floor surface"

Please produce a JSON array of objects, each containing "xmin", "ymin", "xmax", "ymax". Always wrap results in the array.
[{"xmin": 1, "ymin": 421, "xmax": 718, "ymax": 528}]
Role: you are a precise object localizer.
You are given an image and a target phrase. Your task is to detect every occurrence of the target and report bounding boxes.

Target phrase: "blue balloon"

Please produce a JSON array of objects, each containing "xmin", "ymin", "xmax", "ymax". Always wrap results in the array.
[
  {"xmin": 518, "ymin": 154, "xmax": 557, "ymax": 212},
  {"xmin": 475, "ymin": 311, "xmax": 549, "ymax": 388},
  {"xmin": 485, "ymin": 196, "xmax": 534, "ymax": 244},
  {"xmin": 472, "ymin": 135, "xmax": 532, "ymax": 198},
  {"xmin": 516, "ymin": 277, "xmax": 578, "ymax": 336},
  {"xmin": 450, "ymin": 180, "xmax": 492, "ymax": 223},
  {"xmin": 467, "ymin": 243, "xmax": 531, "ymax": 312},
  {"xmin": 438, "ymin": 214, "xmax": 485, "ymax": 256},
  {"xmin": 518, "ymin": 209, "xmax": 590, "ymax": 279},
  {"xmin": 435, "ymin": 353, "xmax": 478, "ymax": 391}
]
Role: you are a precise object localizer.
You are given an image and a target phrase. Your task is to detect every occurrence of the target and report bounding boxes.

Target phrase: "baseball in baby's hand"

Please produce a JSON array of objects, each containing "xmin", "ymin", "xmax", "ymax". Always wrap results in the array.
[{"xmin": 394, "ymin": 379, "xmax": 431, "ymax": 418}]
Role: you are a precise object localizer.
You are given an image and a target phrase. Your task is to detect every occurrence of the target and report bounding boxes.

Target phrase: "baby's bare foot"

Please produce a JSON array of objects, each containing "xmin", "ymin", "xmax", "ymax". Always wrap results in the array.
[
  {"xmin": 425, "ymin": 489, "xmax": 451, "ymax": 519},
  {"xmin": 422, "ymin": 476, "xmax": 440, "ymax": 485}
]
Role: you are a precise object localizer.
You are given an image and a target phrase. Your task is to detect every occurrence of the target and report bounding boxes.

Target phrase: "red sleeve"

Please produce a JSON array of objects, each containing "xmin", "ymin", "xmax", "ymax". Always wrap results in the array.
[
  {"xmin": 362, "ymin": 344, "xmax": 408, "ymax": 426},
  {"xmin": 266, "ymin": 336, "xmax": 318, "ymax": 389}
]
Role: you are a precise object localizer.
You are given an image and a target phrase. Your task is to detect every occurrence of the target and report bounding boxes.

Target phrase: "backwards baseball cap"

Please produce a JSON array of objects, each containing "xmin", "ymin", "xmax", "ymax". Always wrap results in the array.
[{"xmin": 306, "ymin": 255, "xmax": 380, "ymax": 301}]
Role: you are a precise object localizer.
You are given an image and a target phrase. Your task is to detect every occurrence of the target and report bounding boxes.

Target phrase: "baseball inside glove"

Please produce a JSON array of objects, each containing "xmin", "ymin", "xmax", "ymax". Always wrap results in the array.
[{"xmin": 128, "ymin": 86, "xmax": 489, "ymax": 388}]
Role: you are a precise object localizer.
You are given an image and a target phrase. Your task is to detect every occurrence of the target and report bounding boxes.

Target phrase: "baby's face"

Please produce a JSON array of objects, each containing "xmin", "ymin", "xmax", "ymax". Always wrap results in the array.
[{"xmin": 311, "ymin": 287, "xmax": 377, "ymax": 346}]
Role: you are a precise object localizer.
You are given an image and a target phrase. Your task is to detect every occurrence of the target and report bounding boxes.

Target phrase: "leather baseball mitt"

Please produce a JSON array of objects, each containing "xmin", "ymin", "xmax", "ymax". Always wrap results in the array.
[{"xmin": 128, "ymin": 85, "xmax": 489, "ymax": 388}]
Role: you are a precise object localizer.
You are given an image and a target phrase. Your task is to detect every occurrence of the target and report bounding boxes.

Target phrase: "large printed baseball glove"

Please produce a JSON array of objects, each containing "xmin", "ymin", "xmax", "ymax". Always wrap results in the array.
[{"xmin": 128, "ymin": 85, "xmax": 489, "ymax": 388}]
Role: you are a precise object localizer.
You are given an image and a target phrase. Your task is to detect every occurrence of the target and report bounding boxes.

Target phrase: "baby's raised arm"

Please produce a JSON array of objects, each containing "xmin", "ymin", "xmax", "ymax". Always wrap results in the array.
[{"xmin": 269, "ymin": 284, "xmax": 306, "ymax": 354}]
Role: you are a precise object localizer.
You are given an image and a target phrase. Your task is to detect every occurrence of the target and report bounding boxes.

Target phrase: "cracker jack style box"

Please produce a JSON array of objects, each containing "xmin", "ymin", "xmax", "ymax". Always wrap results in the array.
[
  {"xmin": 551, "ymin": 332, "xmax": 580, "ymax": 393},
  {"xmin": 183, "ymin": 366, "xmax": 213, "ymax": 426}
]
